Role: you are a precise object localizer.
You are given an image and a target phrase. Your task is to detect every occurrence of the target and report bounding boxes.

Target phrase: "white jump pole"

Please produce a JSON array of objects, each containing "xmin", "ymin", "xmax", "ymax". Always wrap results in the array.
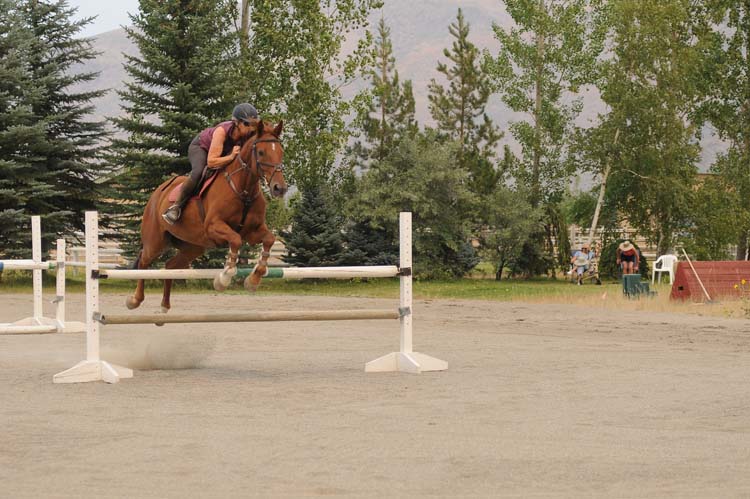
[
  {"xmin": 0, "ymin": 218, "xmax": 86, "ymax": 335},
  {"xmin": 53, "ymin": 211, "xmax": 132, "ymax": 384},
  {"xmin": 0, "ymin": 217, "xmax": 57, "ymax": 334},
  {"xmin": 32, "ymin": 216, "xmax": 43, "ymax": 321},
  {"xmin": 365, "ymin": 212, "xmax": 448, "ymax": 373},
  {"xmin": 53, "ymin": 239, "xmax": 85, "ymax": 333}
]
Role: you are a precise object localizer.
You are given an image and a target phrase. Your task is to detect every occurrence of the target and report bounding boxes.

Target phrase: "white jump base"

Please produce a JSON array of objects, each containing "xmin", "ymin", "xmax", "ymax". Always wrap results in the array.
[
  {"xmin": 0, "ymin": 216, "xmax": 85, "ymax": 335},
  {"xmin": 53, "ymin": 211, "xmax": 447, "ymax": 384}
]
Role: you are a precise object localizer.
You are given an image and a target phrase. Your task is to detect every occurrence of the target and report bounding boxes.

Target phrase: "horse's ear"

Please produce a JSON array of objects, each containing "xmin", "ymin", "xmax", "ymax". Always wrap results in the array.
[
  {"xmin": 274, "ymin": 120, "xmax": 283, "ymax": 137},
  {"xmin": 257, "ymin": 120, "xmax": 265, "ymax": 136}
]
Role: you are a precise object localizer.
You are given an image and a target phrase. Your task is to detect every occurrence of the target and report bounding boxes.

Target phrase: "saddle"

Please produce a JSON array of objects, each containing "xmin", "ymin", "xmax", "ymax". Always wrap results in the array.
[{"xmin": 166, "ymin": 167, "xmax": 219, "ymax": 203}]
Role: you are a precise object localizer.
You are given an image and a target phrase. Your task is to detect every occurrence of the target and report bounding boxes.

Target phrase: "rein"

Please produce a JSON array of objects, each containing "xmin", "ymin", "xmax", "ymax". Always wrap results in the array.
[{"xmin": 222, "ymin": 135, "xmax": 284, "ymax": 231}]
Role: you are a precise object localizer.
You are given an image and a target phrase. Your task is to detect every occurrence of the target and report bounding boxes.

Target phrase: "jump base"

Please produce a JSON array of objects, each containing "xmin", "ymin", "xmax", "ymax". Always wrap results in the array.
[
  {"xmin": 53, "ymin": 360, "xmax": 133, "ymax": 384},
  {"xmin": 365, "ymin": 352, "xmax": 448, "ymax": 373},
  {"xmin": 0, "ymin": 317, "xmax": 85, "ymax": 335}
]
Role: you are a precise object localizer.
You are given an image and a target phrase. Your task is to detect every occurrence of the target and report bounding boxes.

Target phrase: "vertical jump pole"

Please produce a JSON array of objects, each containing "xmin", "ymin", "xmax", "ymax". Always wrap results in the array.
[
  {"xmin": 53, "ymin": 211, "xmax": 132, "ymax": 384},
  {"xmin": 54, "ymin": 238, "xmax": 68, "ymax": 330},
  {"xmin": 364, "ymin": 212, "xmax": 447, "ymax": 373},
  {"xmin": 400, "ymin": 211, "xmax": 413, "ymax": 354},
  {"xmin": 31, "ymin": 216, "xmax": 43, "ymax": 323},
  {"xmin": 53, "ymin": 238, "xmax": 84, "ymax": 333},
  {"xmin": 52, "ymin": 236, "xmax": 102, "ymax": 332}
]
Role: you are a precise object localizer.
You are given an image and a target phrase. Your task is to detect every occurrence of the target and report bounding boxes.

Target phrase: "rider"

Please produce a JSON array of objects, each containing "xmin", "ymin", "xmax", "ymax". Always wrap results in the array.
[{"xmin": 162, "ymin": 103, "xmax": 260, "ymax": 225}]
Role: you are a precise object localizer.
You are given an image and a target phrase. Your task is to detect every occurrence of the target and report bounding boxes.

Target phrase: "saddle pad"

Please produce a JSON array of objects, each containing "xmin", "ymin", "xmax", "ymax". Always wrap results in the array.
[{"xmin": 167, "ymin": 171, "xmax": 219, "ymax": 202}]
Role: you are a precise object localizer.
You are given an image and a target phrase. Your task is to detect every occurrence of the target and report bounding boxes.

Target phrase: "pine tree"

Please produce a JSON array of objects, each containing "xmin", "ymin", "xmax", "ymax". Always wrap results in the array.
[
  {"xmin": 0, "ymin": 0, "xmax": 108, "ymax": 256},
  {"xmin": 106, "ymin": 0, "xmax": 238, "ymax": 254},
  {"xmin": 0, "ymin": 0, "xmax": 41, "ymax": 257},
  {"xmin": 281, "ymin": 185, "xmax": 344, "ymax": 267},
  {"xmin": 339, "ymin": 219, "xmax": 398, "ymax": 266},
  {"xmin": 428, "ymin": 8, "xmax": 502, "ymax": 196},
  {"xmin": 350, "ymin": 17, "xmax": 417, "ymax": 169}
]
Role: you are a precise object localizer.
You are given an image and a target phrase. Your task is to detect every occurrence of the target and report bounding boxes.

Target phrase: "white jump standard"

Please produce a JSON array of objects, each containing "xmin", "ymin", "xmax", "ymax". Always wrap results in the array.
[
  {"xmin": 53, "ymin": 211, "xmax": 133, "ymax": 384},
  {"xmin": 53, "ymin": 211, "xmax": 447, "ymax": 384},
  {"xmin": 0, "ymin": 216, "xmax": 85, "ymax": 335}
]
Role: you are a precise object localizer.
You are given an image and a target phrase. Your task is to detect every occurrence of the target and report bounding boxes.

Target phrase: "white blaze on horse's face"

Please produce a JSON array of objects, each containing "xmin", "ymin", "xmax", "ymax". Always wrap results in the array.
[{"xmin": 256, "ymin": 137, "xmax": 288, "ymax": 199}]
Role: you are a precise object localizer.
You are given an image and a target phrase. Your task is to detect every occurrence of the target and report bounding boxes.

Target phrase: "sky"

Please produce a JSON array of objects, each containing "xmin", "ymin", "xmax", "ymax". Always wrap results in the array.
[{"xmin": 68, "ymin": 0, "xmax": 139, "ymax": 37}]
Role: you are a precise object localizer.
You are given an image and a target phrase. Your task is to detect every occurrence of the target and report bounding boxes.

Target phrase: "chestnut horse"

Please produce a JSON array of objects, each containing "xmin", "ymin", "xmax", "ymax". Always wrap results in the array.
[{"xmin": 126, "ymin": 120, "xmax": 288, "ymax": 314}]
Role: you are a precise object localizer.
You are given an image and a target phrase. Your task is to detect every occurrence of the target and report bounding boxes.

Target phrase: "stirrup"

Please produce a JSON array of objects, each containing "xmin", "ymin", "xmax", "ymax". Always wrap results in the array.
[{"xmin": 162, "ymin": 205, "xmax": 182, "ymax": 225}]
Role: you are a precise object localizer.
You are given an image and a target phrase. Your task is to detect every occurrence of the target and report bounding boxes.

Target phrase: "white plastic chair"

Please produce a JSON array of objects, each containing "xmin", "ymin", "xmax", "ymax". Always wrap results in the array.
[{"xmin": 652, "ymin": 254, "xmax": 678, "ymax": 284}]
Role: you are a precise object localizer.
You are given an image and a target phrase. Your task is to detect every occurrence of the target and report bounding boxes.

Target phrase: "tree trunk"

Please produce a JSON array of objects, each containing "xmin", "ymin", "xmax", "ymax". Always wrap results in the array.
[
  {"xmin": 240, "ymin": 0, "xmax": 250, "ymax": 55},
  {"xmin": 532, "ymin": 6, "xmax": 545, "ymax": 208},
  {"xmin": 588, "ymin": 128, "xmax": 620, "ymax": 245},
  {"xmin": 379, "ymin": 38, "xmax": 387, "ymax": 161},
  {"xmin": 736, "ymin": 231, "xmax": 748, "ymax": 260}
]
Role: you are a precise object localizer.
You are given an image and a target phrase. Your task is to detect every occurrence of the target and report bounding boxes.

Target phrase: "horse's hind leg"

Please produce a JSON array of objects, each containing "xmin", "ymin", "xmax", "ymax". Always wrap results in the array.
[
  {"xmin": 126, "ymin": 238, "xmax": 169, "ymax": 310},
  {"xmin": 126, "ymin": 249, "xmax": 150, "ymax": 310},
  {"xmin": 244, "ymin": 225, "xmax": 275, "ymax": 292},
  {"xmin": 161, "ymin": 244, "xmax": 205, "ymax": 313}
]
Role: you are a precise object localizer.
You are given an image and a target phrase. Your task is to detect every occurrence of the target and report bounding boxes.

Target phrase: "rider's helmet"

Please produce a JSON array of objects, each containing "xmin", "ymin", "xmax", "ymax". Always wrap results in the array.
[{"xmin": 232, "ymin": 103, "xmax": 258, "ymax": 125}]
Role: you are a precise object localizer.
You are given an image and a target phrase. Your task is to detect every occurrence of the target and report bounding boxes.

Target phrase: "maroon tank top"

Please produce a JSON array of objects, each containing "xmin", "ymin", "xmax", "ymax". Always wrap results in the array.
[{"xmin": 198, "ymin": 121, "xmax": 235, "ymax": 153}]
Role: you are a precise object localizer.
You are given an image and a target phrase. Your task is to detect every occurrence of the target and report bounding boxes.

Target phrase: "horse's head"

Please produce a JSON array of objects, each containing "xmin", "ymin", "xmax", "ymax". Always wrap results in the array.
[{"xmin": 251, "ymin": 121, "xmax": 288, "ymax": 198}]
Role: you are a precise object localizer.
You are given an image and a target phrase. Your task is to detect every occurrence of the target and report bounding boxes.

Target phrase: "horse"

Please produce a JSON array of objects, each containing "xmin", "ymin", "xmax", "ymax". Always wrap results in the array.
[{"xmin": 126, "ymin": 120, "xmax": 288, "ymax": 314}]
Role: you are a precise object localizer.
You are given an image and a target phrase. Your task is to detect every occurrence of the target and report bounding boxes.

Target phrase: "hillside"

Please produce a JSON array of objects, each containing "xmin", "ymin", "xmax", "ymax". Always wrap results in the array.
[{"xmin": 76, "ymin": 1, "xmax": 724, "ymax": 171}]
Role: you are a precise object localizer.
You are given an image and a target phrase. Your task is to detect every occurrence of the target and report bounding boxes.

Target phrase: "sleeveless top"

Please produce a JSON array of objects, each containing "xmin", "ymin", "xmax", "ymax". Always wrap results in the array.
[{"xmin": 198, "ymin": 121, "xmax": 236, "ymax": 155}]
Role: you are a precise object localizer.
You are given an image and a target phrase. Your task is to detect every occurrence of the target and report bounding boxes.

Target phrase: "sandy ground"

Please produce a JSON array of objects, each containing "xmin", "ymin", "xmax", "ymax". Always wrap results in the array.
[{"xmin": 1, "ymin": 291, "xmax": 750, "ymax": 498}]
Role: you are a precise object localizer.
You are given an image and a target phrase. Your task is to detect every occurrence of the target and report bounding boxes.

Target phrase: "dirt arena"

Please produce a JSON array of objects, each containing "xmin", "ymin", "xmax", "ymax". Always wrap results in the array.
[{"xmin": 1, "ymin": 291, "xmax": 750, "ymax": 497}]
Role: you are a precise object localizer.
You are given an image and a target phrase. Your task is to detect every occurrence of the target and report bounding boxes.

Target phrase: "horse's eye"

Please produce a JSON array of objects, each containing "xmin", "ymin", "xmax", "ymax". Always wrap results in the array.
[{"xmin": 258, "ymin": 150, "xmax": 265, "ymax": 156}]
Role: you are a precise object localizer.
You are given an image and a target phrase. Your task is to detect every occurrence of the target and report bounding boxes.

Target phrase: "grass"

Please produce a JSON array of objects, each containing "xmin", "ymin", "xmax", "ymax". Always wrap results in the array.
[{"xmin": 1, "ymin": 269, "xmax": 748, "ymax": 319}]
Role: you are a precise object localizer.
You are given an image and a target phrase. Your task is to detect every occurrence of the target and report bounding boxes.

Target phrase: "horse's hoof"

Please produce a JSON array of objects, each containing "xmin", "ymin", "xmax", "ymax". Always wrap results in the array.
[
  {"xmin": 213, "ymin": 274, "xmax": 228, "ymax": 292},
  {"xmin": 243, "ymin": 276, "xmax": 259, "ymax": 292},
  {"xmin": 126, "ymin": 296, "xmax": 141, "ymax": 310},
  {"xmin": 154, "ymin": 306, "xmax": 168, "ymax": 326}
]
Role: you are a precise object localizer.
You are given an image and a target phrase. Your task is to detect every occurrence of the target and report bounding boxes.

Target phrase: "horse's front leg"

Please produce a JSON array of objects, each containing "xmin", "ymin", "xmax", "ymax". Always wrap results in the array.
[
  {"xmin": 244, "ymin": 225, "xmax": 275, "ymax": 292},
  {"xmin": 206, "ymin": 221, "xmax": 243, "ymax": 291}
]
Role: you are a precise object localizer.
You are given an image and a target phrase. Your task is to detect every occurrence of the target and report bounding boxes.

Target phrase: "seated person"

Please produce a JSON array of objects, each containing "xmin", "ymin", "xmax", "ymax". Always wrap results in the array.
[
  {"xmin": 616, "ymin": 240, "xmax": 639, "ymax": 275},
  {"xmin": 570, "ymin": 243, "xmax": 595, "ymax": 283}
]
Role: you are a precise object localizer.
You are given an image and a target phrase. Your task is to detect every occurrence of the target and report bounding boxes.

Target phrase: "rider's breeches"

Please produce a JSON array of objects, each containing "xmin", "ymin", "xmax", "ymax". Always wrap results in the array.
[{"xmin": 187, "ymin": 135, "xmax": 208, "ymax": 184}]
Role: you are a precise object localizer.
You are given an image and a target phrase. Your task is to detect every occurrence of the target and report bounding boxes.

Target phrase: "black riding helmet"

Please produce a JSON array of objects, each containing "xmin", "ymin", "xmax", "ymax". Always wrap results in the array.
[{"xmin": 232, "ymin": 103, "xmax": 258, "ymax": 124}]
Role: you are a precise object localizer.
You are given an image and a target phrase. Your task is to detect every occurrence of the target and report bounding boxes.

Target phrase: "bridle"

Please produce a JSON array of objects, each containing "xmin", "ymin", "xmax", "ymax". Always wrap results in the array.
[
  {"xmin": 224, "ymin": 135, "xmax": 284, "ymax": 204},
  {"xmin": 223, "ymin": 134, "xmax": 284, "ymax": 230}
]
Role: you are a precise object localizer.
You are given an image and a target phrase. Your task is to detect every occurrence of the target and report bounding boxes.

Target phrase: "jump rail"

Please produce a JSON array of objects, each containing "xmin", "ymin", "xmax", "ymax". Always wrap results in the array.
[
  {"xmin": 0, "ymin": 216, "xmax": 85, "ymax": 335},
  {"xmin": 53, "ymin": 211, "xmax": 447, "ymax": 384},
  {"xmin": 95, "ymin": 309, "xmax": 401, "ymax": 325},
  {"xmin": 98, "ymin": 265, "xmax": 398, "ymax": 280}
]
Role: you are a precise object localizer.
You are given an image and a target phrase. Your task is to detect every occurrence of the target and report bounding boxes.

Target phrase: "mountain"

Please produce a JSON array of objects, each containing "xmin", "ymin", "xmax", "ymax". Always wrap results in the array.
[{"xmin": 76, "ymin": 1, "xmax": 725, "ymax": 171}]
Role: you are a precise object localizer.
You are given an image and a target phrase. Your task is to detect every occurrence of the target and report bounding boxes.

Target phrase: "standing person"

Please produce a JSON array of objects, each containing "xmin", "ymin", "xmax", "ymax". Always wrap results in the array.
[
  {"xmin": 617, "ymin": 240, "xmax": 639, "ymax": 275},
  {"xmin": 162, "ymin": 103, "xmax": 260, "ymax": 225}
]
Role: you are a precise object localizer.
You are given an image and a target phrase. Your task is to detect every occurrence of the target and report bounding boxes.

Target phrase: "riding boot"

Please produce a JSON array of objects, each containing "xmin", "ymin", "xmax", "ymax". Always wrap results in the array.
[{"xmin": 163, "ymin": 177, "xmax": 198, "ymax": 225}]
